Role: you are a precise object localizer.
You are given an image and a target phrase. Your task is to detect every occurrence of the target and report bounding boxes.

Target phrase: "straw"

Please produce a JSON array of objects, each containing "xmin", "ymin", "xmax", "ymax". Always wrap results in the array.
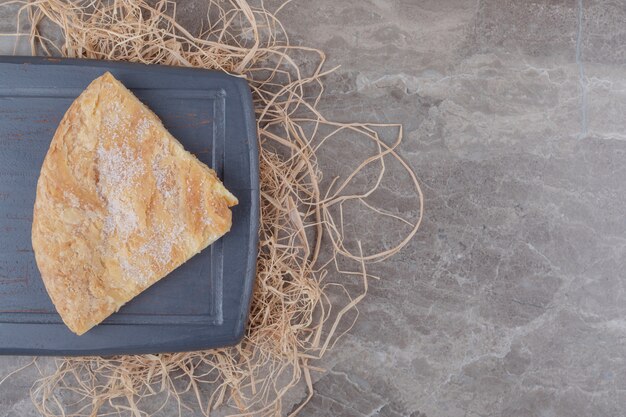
[{"xmin": 0, "ymin": 1, "xmax": 423, "ymax": 415}]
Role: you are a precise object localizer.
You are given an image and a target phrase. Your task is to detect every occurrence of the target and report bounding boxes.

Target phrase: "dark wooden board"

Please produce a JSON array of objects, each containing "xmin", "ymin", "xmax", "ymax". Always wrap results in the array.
[{"xmin": 0, "ymin": 56, "xmax": 259, "ymax": 355}]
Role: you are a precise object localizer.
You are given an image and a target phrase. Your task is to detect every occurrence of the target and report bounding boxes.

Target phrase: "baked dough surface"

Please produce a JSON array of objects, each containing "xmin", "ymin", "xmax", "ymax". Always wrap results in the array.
[{"xmin": 32, "ymin": 72, "xmax": 238, "ymax": 335}]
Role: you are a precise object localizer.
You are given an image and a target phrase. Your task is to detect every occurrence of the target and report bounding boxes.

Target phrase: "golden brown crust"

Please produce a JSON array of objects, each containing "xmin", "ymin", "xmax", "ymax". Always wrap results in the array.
[{"xmin": 31, "ymin": 72, "xmax": 238, "ymax": 335}]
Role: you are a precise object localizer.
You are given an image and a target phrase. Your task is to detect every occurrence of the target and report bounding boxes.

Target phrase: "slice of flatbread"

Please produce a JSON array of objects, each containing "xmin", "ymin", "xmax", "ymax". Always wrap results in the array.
[{"xmin": 32, "ymin": 72, "xmax": 238, "ymax": 335}]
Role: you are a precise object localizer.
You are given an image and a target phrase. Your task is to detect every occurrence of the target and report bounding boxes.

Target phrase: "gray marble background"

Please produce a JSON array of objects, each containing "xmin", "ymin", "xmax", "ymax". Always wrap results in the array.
[{"xmin": 2, "ymin": 0, "xmax": 626, "ymax": 416}]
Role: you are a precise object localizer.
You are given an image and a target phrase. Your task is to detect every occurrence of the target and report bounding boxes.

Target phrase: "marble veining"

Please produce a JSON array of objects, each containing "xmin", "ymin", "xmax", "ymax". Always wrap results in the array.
[{"xmin": 1, "ymin": 1, "xmax": 626, "ymax": 416}]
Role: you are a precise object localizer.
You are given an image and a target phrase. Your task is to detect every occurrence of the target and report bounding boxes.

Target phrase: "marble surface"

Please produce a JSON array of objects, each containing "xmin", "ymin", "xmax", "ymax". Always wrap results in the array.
[{"xmin": 2, "ymin": 0, "xmax": 626, "ymax": 416}]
